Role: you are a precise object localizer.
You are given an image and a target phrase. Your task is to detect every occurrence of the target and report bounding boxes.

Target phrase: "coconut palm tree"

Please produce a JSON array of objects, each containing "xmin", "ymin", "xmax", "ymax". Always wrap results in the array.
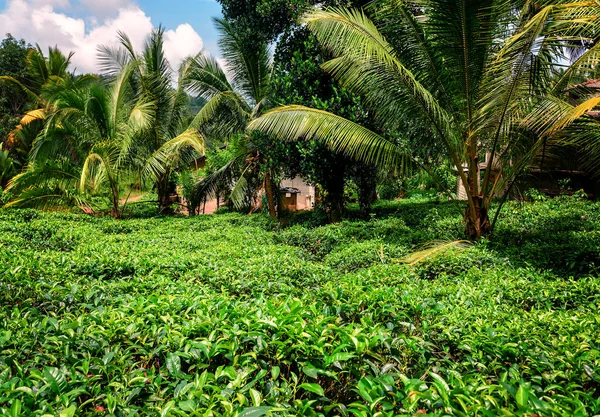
[
  {"xmin": 98, "ymin": 28, "xmax": 205, "ymax": 213},
  {"xmin": 1, "ymin": 46, "xmax": 94, "ymax": 163},
  {"xmin": 250, "ymin": 1, "xmax": 600, "ymax": 239},
  {"xmin": 7, "ymin": 58, "xmax": 202, "ymax": 218},
  {"xmin": 7, "ymin": 64, "xmax": 150, "ymax": 217},
  {"xmin": 182, "ymin": 18, "xmax": 277, "ymax": 215}
]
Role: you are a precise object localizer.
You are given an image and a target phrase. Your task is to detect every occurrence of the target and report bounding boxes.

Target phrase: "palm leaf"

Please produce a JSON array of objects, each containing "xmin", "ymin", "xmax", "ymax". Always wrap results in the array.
[
  {"xmin": 400, "ymin": 241, "xmax": 472, "ymax": 266},
  {"xmin": 249, "ymin": 105, "xmax": 407, "ymax": 169},
  {"xmin": 140, "ymin": 129, "xmax": 205, "ymax": 186},
  {"xmin": 214, "ymin": 17, "xmax": 271, "ymax": 105},
  {"xmin": 190, "ymin": 91, "xmax": 250, "ymax": 137},
  {"xmin": 184, "ymin": 52, "xmax": 233, "ymax": 100}
]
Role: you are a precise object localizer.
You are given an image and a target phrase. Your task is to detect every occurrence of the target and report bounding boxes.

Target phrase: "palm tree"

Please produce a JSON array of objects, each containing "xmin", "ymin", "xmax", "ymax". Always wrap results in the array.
[
  {"xmin": 250, "ymin": 1, "xmax": 600, "ymax": 239},
  {"xmin": 183, "ymin": 18, "xmax": 277, "ymax": 216},
  {"xmin": 6, "ymin": 58, "xmax": 201, "ymax": 218},
  {"xmin": 7, "ymin": 64, "xmax": 151, "ymax": 217},
  {"xmin": 98, "ymin": 28, "xmax": 205, "ymax": 213},
  {"xmin": 1, "ymin": 46, "xmax": 94, "ymax": 163}
]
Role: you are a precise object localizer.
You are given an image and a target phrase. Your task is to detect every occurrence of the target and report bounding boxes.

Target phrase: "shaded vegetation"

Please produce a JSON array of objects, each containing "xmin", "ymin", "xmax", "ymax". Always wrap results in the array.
[{"xmin": 1, "ymin": 197, "xmax": 599, "ymax": 416}]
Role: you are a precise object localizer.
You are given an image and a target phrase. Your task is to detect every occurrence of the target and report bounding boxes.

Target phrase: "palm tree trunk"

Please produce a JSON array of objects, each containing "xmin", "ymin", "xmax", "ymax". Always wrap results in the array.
[
  {"xmin": 110, "ymin": 184, "xmax": 120, "ymax": 219},
  {"xmin": 157, "ymin": 176, "xmax": 174, "ymax": 214},
  {"xmin": 264, "ymin": 171, "xmax": 277, "ymax": 218},
  {"xmin": 465, "ymin": 194, "xmax": 491, "ymax": 240}
]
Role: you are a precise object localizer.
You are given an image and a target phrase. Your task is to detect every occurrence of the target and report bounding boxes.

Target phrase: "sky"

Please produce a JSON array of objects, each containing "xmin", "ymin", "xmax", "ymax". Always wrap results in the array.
[{"xmin": 0, "ymin": 0, "xmax": 223, "ymax": 73}]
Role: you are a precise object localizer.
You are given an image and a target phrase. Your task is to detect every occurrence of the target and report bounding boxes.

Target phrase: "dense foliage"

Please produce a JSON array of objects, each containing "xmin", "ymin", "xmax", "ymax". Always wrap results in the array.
[
  {"xmin": 0, "ymin": 34, "xmax": 29, "ymax": 152},
  {"xmin": 2, "ymin": 1, "xmax": 600, "ymax": 416},
  {"xmin": 270, "ymin": 27, "xmax": 380, "ymax": 220},
  {"xmin": 251, "ymin": 0, "xmax": 600, "ymax": 237},
  {"xmin": 2, "ymin": 31, "xmax": 203, "ymax": 218},
  {"xmin": 1, "ymin": 197, "xmax": 599, "ymax": 416}
]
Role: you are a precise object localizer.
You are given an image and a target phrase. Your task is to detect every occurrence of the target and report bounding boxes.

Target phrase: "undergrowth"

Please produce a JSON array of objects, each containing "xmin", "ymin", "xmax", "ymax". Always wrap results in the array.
[{"xmin": 0, "ymin": 196, "xmax": 599, "ymax": 416}]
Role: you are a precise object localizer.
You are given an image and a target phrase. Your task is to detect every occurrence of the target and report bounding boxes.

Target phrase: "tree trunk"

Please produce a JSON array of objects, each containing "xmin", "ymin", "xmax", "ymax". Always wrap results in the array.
[
  {"xmin": 465, "ymin": 195, "xmax": 491, "ymax": 240},
  {"xmin": 358, "ymin": 183, "xmax": 377, "ymax": 219},
  {"xmin": 110, "ymin": 185, "xmax": 121, "ymax": 219},
  {"xmin": 264, "ymin": 171, "xmax": 277, "ymax": 218},
  {"xmin": 320, "ymin": 155, "xmax": 347, "ymax": 223},
  {"xmin": 157, "ymin": 176, "xmax": 174, "ymax": 214},
  {"xmin": 355, "ymin": 165, "xmax": 378, "ymax": 219},
  {"xmin": 325, "ymin": 171, "xmax": 345, "ymax": 223}
]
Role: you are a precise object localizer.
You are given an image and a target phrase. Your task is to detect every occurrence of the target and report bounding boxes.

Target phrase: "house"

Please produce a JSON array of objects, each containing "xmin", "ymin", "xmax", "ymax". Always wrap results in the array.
[
  {"xmin": 280, "ymin": 177, "xmax": 316, "ymax": 211},
  {"xmin": 455, "ymin": 79, "xmax": 600, "ymax": 199}
]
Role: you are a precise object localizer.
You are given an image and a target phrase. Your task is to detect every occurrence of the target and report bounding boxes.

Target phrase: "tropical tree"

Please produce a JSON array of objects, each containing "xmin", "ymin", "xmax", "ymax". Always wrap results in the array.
[
  {"xmin": 98, "ymin": 28, "xmax": 205, "ymax": 213},
  {"xmin": 183, "ymin": 18, "xmax": 277, "ymax": 215},
  {"xmin": 7, "ymin": 59, "xmax": 201, "ymax": 218},
  {"xmin": 0, "ymin": 34, "xmax": 29, "ymax": 149},
  {"xmin": 270, "ymin": 26, "xmax": 390, "ymax": 221},
  {"xmin": 251, "ymin": 1, "xmax": 600, "ymax": 239},
  {"xmin": 7, "ymin": 64, "xmax": 150, "ymax": 217},
  {"xmin": 0, "ymin": 45, "xmax": 93, "ymax": 166}
]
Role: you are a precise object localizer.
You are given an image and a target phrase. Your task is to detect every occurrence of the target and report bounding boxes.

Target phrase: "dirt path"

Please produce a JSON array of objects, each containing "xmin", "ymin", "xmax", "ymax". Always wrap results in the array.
[
  {"xmin": 119, "ymin": 194, "xmax": 145, "ymax": 205},
  {"xmin": 118, "ymin": 193, "xmax": 221, "ymax": 215}
]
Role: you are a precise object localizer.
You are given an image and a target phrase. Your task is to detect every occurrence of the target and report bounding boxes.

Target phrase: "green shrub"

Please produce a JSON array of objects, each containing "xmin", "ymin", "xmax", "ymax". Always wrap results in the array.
[
  {"xmin": 377, "ymin": 177, "xmax": 405, "ymax": 200},
  {"xmin": 323, "ymin": 240, "xmax": 408, "ymax": 272},
  {"xmin": 0, "ymin": 198, "xmax": 599, "ymax": 416}
]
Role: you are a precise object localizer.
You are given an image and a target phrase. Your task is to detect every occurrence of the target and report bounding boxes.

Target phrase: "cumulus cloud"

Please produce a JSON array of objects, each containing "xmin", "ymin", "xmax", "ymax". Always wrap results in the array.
[
  {"xmin": 164, "ymin": 24, "xmax": 204, "ymax": 71},
  {"xmin": 79, "ymin": 0, "xmax": 132, "ymax": 18},
  {"xmin": 0, "ymin": 0, "xmax": 205, "ymax": 74}
]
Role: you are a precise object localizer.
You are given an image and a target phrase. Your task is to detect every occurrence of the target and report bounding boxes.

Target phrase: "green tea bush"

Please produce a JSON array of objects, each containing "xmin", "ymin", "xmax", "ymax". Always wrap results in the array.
[
  {"xmin": 413, "ymin": 245, "xmax": 508, "ymax": 279},
  {"xmin": 276, "ymin": 218, "xmax": 414, "ymax": 258},
  {"xmin": 323, "ymin": 240, "xmax": 408, "ymax": 272},
  {"xmin": 0, "ymin": 197, "xmax": 599, "ymax": 416}
]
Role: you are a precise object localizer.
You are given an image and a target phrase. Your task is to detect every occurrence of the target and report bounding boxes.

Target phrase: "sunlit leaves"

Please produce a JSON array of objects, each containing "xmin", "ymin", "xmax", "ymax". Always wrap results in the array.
[{"xmin": 0, "ymin": 199, "xmax": 599, "ymax": 415}]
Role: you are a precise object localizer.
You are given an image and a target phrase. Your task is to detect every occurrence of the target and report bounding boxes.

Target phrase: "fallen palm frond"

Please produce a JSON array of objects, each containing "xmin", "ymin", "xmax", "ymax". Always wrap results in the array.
[{"xmin": 399, "ymin": 240, "xmax": 472, "ymax": 266}]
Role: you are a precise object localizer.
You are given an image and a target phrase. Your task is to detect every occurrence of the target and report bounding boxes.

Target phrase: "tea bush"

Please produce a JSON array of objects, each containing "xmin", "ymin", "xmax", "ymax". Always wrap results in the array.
[{"xmin": 0, "ymin": 197, "xmax": 599, "ymax": 416}]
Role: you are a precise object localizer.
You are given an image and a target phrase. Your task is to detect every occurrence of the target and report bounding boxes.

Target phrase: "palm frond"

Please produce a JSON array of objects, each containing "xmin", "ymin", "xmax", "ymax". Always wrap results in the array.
[
  {"xmin": 554, "ymin": 41, "xmax": 600, "ymax": 91},
  {"xmin": 400, "ymin": 240, "xmax": 472, "ymax": 266},
  {"xmin": 528, "ymin": 95, "xmax": 600, "ymax": 137},
  {"xmin": 369, "ymin": 0, "xmax": 449, "ymax": 102},
  {"xmin": 140, "ymin": 129, "xmax": 205, "ymax": 186},
  {"xmin": 20, "ymin": 109, "xmax": 47, "ymax": 125},
  {"xmin": 80, "ymin": 152, "xmax": 109, "ymax": 194},
  {"xmin": 249, "ymin": 105, "xmax": 407, "ymax": 168},
  {"xmin": 184, "ymin": 52, "xmax": 233, "ymax": 100},
  {"xmin": 214, "ymin": 17, "xmax": 271, "ymax": 105},
  {"xmin": 108, "ymin": 61, "xmax": 139, "ymax": 133},
  {"xmin": 97, "ymin": 44, "xmax": 132, "ymax": 79},
  {"xmin": 0, "ymin": 75, "xmax": 42, "ymax": 105},
  {"xmin": 4, "ymin": 159, "xmax": 89, "ymax": 212},
  {"xmin": 190, "ymin": 90, "xmax": 250, "ymax": 137}
]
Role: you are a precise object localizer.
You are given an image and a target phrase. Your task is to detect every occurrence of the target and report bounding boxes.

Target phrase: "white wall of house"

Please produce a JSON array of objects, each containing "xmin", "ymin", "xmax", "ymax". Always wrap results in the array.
[{"xmin": 281, "ymin": 177, "xmax": 316, "ymax": 210}]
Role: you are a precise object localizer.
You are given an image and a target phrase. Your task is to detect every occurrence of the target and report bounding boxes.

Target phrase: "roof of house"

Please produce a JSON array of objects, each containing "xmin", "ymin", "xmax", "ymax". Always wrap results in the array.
[
  {"xmin": 566, "ymin": 78, "xmax": 600, "ymax": 91},
  {"xmin": 581, "ymin": 78, "xmax": 600, "ymax": 88}
]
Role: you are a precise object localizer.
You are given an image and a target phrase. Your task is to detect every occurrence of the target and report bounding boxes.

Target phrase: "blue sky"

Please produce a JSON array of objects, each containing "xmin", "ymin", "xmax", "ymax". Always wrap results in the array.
[
  {"xmin": 113, "ymin": 0, "xmax": 223, "ymax": 54},
  {"xmin": 0, "ymin": 0, "xmax": 224, "ymax": 73}
]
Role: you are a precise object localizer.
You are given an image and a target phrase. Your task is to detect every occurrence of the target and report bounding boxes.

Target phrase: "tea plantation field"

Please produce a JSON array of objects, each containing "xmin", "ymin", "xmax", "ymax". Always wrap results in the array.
[{"xmin": 1, "ymin": 198, "xmax": 599, "ymax": 416}]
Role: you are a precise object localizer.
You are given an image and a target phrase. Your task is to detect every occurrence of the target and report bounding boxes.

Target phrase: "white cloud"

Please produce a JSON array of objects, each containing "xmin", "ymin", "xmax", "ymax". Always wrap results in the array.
[
  {"xmin": 0, "ymin": 0, "xmax": 205, "ymax": 74},
  {"xmin": 164, "ymin": 24, "xmax": 204, "ymax": 72},
  {"xmin": 30, "ymin": 0, "xmax": 70, "ymax": 8},
  {"xmin": 79, "ymin": 0, "xmax": 131, "ymax": 18}
]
